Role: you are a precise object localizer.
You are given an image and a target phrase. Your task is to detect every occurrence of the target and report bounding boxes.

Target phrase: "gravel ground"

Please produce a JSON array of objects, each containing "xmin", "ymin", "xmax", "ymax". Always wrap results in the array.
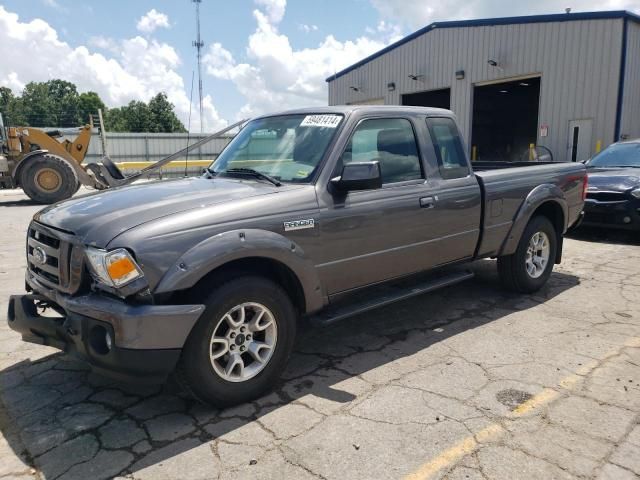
[{"xmin": 1, "ymin": 188, "xmax": 639, "ymax": 480}]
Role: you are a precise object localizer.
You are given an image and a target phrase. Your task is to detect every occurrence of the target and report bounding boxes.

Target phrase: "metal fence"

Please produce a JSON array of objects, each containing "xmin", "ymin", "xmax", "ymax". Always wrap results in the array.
[
  {"xmin": 83, "ymin": 131, "xmax": 234, "ymax": 178},
  {"xmin": 85, "ymin": 131, "xmax": 234, "ymax": 162}
]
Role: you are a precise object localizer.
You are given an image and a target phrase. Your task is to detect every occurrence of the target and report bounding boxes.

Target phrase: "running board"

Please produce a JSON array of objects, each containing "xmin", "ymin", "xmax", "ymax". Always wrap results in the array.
[{"xmin": 308, "ymin": 268, "xmax": 474, "ymax": 327}]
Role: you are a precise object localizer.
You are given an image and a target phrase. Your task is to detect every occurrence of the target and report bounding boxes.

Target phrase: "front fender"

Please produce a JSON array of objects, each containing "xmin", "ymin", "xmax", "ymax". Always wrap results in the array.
[
  {"xmin": 499, "ymin": 184, "xmax": 568, "ymax": 257},
  {"xmin": 154, "ymin": 229, "xmax": 325, "ymax": 313}
]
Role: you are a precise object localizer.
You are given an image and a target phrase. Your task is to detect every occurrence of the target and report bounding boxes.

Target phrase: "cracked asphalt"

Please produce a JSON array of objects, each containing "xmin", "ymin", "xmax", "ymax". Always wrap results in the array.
[{"xmin": 1, "ymin": 188, "xmax": 640, "ymax": 480}]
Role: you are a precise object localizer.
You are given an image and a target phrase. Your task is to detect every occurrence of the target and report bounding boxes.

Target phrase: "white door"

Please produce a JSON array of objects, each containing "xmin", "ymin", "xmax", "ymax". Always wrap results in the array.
[{"xmin": 567, "ymin": 119, "xmax": 593, "ymax": 162}]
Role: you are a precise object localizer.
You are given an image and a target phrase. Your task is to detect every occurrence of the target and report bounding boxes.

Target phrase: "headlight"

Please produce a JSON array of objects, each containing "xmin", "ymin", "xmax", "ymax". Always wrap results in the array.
[
  {"xmin": 85, "ymin": 247, "xmax": 144, "ymax": 287},
  {"xmin": 631, "ymin": 188, "xmax": 640, "ymax": 199}
]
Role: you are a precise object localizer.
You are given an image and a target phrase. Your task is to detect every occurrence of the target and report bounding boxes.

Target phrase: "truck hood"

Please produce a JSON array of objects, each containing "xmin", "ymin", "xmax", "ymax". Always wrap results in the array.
[
  {"xmin": 34, "ymin": 177, "xmax": 281, "ymax": 246},
  {"xmin": 586, "ymin": 167, "xmax": 640, "ymax": 192}
]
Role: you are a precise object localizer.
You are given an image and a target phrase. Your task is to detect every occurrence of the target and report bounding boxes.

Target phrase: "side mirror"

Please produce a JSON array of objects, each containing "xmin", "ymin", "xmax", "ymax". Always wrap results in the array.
[{"xmin": 330, "ymin": 161, "xmax": 382, "ymax": 193}]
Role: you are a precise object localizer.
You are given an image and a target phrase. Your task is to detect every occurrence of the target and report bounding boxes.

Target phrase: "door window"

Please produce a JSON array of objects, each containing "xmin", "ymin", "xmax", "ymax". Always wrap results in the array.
[
  {"xmin": 341, "ymin": 118, "xmax": 423, "ymax": 184},
  {"xmin": 426, "ymin": 117, "xmax": 470, "ymax": 179}
]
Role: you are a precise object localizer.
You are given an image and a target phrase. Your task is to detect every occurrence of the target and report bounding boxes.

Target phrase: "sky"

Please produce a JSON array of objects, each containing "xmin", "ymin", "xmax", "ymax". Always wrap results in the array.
[{"xmin": 1, "ymin": 0, "xmax": 638, "ymax": 131}]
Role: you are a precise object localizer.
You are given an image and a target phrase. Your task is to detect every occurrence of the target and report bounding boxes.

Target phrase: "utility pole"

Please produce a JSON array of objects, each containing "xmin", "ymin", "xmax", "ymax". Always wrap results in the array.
[{"xmin": 192, "ymin": 0, "xmax": 204, "ymax": 133}]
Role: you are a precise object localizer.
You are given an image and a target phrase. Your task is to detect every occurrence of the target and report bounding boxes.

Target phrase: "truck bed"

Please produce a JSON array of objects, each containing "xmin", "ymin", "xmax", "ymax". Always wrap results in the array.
[{"xmin": 473, "ymin": 161, "xmax": 586, "ymax": 259}]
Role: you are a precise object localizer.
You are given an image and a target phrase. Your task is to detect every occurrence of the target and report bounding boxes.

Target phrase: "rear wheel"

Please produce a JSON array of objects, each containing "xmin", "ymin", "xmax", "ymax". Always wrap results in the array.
[
  {"xmin": 176, "ymin": 276, "xmax": 297, "ymax": 406},
  {"xmin": 19, "ymin": 154, "xmax": 79, "ymax": 204},
  {"xmin": 497, "ymin": 216, "xmax": 557, "ymax": 293}
]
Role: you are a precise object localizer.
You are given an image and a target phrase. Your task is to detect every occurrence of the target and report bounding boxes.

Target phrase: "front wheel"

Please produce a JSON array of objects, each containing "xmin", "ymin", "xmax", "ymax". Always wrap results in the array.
[
  {"xmin": 497, "ymin": 216, "xmax": 558, "ymax": 293},
  {"xmin": 176, "ymin": 276, "xmax": 297, "ymax": 406}
]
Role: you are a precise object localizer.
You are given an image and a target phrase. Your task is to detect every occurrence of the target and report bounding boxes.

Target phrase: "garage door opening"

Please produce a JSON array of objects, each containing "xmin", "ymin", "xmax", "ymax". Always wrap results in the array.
[
  {"xmin": 402, "ymin": 88, "xmax": 450, "ymax": 109},
  {"xmin": 471, "ymin": 77, "xmax": 540, "ymax": 162}
]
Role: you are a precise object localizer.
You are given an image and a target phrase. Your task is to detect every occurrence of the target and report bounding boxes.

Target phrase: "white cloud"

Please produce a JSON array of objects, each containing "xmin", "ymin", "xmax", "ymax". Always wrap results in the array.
[
  {"xmin": 42, "ymin": 0, "xmax": 61, "ymax": 8},
  {"xmin": 370, "ymin": 0, "xmax": 640, "ymax": 29},
  {"xmin": 203, "ymin": 0, "xmax": 395, "ymax": 118},
  {"xmin": 136, "ymin": 8, "xmax": 170, "ymax": 34},
  {"xmin": 365, "ymin": 20, "xmax": 403, "ymax": 42},
  {"xmin": 0, "ymin": 6, "xmax": 225, "ymax": 131},
  {"xmin": 299, "ymin": 23, "xmax": 318, "ymax": 33},
  {"xmin": 255, "ymin": 0, "xmax": 286, "ymax": 23},
  {"xmin": 88, "ymin": 35, "xmax": 119, "ymax": 53}
]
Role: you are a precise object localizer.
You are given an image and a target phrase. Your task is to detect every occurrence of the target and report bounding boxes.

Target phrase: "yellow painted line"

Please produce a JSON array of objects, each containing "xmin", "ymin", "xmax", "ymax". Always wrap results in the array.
[
  {"xmin": 405, "ymin": 437, "xmax": 476, "ymax": 480},
  {"xmin": 403, "ymin": 336, "xmax": 640, "ymax": 480},
  {"xmin": 115, "ymin": 160, "xmax": 213, "ymax": 169},
  {"xmin": 405, "ymin": 424, "xmax": 504, "ymax": 480},
  {"xmin": 512, "ymin": 388, "xmax": 559, "ymax": 415},
  {"xmin": 113, "ymin": 159, "xmax": 289, "ymax": 170}
]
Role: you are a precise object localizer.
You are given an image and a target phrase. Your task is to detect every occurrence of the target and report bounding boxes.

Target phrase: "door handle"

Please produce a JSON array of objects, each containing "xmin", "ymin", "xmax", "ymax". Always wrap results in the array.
[{"xmin": 419, "ymin": 196, "xmax": 436, "ymax": 209}]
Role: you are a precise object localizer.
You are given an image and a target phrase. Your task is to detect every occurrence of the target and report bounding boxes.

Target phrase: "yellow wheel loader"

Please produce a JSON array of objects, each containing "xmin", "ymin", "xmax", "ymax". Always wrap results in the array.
[
  {"xmin": 0, "ymin": 112, "xmax": 245, "ymax": 204},
  {"xmin": 0, "ymin": 114, "xmax": 94, "ymax": 203}
]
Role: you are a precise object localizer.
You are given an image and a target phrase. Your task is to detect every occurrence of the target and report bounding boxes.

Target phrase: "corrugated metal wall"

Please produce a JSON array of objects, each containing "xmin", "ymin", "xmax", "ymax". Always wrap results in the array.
[
  {"xmin": 328, "ymin": 18, "xmax": 625, "ymax": 162},
  {"xmin": 621, "ymin": 20, "xmax": 640, "ymax": 140},
  {"xmin": 84, "ymin": 132, "xmax": 233, "ymax": 163}
]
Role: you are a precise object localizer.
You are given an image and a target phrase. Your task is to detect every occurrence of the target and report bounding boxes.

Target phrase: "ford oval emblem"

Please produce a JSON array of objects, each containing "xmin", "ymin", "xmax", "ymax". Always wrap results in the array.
[{"xmin": 33, "ymin": 246, "xmax": 47, "ymax": 265}]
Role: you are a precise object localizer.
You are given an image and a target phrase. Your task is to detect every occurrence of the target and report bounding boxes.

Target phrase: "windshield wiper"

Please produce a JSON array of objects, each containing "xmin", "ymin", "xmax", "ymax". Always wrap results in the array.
[{"xmin": 222, "ymin": 168, "xmax": 282, "ymax": 186}]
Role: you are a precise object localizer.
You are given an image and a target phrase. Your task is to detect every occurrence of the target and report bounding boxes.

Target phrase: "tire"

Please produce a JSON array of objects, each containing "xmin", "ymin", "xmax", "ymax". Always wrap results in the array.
[
  {"xmin": 19, "ymin": 154, "xmax": 79, "ymax": 204},
  {"xmin": 497, "ymin": 216, "xmax": 557, "ymax": 293},
  {"xmin": 176, "ymin": 276, "xmax": 297, "ymax": 406}
]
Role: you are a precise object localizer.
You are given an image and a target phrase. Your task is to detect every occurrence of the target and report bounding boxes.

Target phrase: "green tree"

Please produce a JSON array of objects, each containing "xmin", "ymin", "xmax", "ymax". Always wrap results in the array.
[
  {"xmin": 0, "ymin": 87, "xmax": 26, "ymax": 126},
  {"xmin": 20, "ymin": 82, "xmax": 56, "ymax": 126},
  {"xmin": 17, "ymin": 80, "xmax": 104, "ymax": 127},
  {"xmin": 124, "ymin": 100, "xmax": 152, "ymax": 132},
  {"xmin": 77, "ymin": 91, "xmax": 106, "ymax": 125},
  {"xmin": 0, "ymin": 79, "xmax": 185, "ymax": 132},
  {"xmin": 0, "ymin": 86, "xmax": 12, "ymax": 111},
  {"xmin": 103, "ymin": 106, "xmax": 127, "ymax": 132},
  {"xmin": 44, "ymin": 79, "xmax": 80, "ymax": 127},
  {"xmin": 148, "ymin": 93, "xmax": 186, "ymax": 133},
  {"xmin": 104, "ymin": 93, "xmax": 186, "ymax": 133}
]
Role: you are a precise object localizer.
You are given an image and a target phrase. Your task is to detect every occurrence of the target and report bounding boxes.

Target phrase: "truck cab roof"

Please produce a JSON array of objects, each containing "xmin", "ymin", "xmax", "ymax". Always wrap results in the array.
[{"xmin": 254, "ymin": 105, "xmax": 455, "ymax": 120}]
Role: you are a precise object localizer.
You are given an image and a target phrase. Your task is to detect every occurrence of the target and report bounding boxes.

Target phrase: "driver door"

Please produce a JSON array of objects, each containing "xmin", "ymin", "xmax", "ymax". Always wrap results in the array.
[{"xmin": 316, "ymin": 117, "xmax": 438, "ymax": 294}]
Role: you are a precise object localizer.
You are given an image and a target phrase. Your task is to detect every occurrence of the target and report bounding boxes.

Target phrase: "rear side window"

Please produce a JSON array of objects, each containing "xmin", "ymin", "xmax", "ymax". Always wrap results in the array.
[
  {"xmin": 341, "ymin": 118, "xmax": 423, "ymax": 184},
  {"xmin": 426, "ymin": 117, "xmax": 470, "ymax": 180}
]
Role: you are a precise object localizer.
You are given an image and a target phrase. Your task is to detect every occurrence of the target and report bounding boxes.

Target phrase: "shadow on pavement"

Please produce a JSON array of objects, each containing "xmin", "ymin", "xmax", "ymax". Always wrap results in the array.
[
  {"xmin": 568, "ymin": 226, "xmax": 640, "ymax": 246},
  {"xmin": 0, "ymin": 260, "xmax": 580, "ymax": 479},
  {"xmin": 0, "ymin": 198, "xmax": 40, "ymax": 207}
]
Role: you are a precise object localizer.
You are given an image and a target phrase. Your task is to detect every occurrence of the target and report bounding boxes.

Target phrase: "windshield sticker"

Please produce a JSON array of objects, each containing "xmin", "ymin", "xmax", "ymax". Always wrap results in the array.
[{"xmin": 300, "ymin": 115, "xmax": 342, "ymax": 128}]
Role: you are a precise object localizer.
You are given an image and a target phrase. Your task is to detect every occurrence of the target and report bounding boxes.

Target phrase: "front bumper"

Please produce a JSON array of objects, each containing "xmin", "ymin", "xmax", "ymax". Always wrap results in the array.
[
  {"xmin": 7, "ymin": 275, "xmax": 205, "ymax": 383},
  {"xmin": 582, "ymin": 198, "xmax": 640, "ymax": 230}
]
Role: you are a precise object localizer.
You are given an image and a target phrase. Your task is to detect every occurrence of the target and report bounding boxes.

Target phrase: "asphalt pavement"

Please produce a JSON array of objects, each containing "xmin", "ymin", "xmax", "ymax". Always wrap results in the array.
[{"xmin": 1, "ymin": 188, "xmax": 639, "ymax": 480}]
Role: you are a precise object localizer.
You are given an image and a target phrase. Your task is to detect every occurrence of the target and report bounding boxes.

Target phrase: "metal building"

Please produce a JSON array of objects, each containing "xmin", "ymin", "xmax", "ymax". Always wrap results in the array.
[{"xmin": 327, "ymin": 11, "xmax": 640, "ymax": 163}]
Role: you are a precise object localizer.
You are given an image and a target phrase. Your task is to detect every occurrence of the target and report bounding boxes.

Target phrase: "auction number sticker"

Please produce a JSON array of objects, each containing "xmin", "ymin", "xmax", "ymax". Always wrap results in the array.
[{"xmin": 300, "ymin": 114, "xmax": 342, "ymax": 128}]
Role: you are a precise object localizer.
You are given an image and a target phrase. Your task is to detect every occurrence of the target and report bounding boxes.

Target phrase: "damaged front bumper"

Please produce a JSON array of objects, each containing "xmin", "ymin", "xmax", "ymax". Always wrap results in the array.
[{"xmin": 7, "ymin": 275, "xmax": 204, "ymax": 384}]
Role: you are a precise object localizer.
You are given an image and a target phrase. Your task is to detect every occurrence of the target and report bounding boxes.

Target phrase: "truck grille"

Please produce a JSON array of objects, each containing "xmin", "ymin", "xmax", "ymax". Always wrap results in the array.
[{"xmin": 26, "ymin": 222, "xmax": 83, "ymax": 294}]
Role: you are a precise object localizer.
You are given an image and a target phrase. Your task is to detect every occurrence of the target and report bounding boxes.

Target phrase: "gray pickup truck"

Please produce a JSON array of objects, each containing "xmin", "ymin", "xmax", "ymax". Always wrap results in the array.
[{"xmin": 8, "ymin": 106, "xmax": 587, "ymax": 406}]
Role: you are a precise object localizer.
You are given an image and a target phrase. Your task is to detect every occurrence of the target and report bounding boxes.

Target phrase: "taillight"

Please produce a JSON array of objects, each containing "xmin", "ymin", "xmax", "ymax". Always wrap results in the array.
[{"xmin": 581, "ymin": 175, "xmax": 588, "ymax": 201}]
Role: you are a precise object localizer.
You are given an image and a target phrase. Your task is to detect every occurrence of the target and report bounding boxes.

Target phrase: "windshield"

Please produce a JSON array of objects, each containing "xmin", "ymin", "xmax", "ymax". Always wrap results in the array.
[
  {"xmin": 211, "ymin": 114, "xmax": 343, "ymax": 183},
  {"xmin": 588, "ymin": 143, "xmax": 640, "ymax": 168}
]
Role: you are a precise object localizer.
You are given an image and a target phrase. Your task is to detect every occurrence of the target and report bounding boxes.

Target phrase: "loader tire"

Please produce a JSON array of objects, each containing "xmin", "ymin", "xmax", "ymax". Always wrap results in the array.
[{"xmin": 19, "ymin": 154, "xmax": 79, "ymax": 204}]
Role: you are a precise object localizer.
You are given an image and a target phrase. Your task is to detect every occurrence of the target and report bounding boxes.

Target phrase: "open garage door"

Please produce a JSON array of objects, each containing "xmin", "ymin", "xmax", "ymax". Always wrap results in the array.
[
  {"xmin": 471, "ymin": 77, "xmax": 540, "ymax": 162},
  {"xmin": 402, "ymin": 88, "xmax": 450, "ymax": 109}
]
